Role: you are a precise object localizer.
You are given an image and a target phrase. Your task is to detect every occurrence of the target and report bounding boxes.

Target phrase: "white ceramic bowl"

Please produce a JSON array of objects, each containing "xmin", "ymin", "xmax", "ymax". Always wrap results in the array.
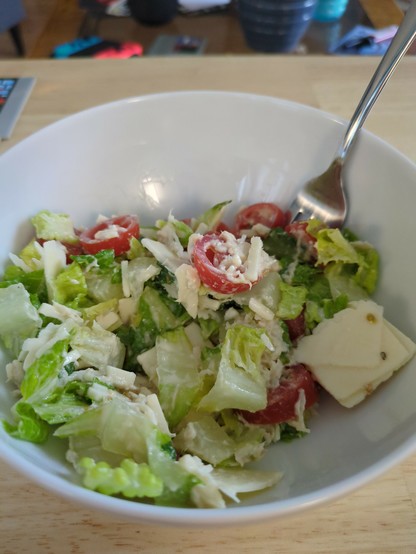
[{"xmin": 1, "ymin": 91, "xmax": 416, "ymax": 527}]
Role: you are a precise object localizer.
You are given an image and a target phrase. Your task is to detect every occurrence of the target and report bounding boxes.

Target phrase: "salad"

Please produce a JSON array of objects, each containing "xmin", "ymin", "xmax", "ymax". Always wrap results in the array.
[{"xmin": 0, "ymin": 202, "xmax": 415, "ymax": 509}]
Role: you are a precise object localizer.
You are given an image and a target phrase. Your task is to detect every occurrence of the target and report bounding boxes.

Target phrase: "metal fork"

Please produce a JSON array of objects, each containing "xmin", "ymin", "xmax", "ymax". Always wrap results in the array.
[{"xmin": 289, "ymin": 0, "xmax": 416, "ymax": 228}]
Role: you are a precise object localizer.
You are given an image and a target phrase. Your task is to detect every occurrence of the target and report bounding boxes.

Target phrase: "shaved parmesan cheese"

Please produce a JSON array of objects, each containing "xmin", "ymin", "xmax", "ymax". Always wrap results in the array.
[
  {"xmin": 142, "ymin": 237, "xmax": 184, "ymax": 274},
  {"xmin": 249, "ymin": 297, "xmax": 274, "ymax": 321},
  {"xmin": 118, "ymin": 297, "xmax": 136, "ymax": 324},
  {"xmin": 244, "ymin": 236, "xmax": 263, "ymax": 282},
  {"xmin": 105, "ymin": 365, "xmax": 136, "ymax": 389},
  {"xmin": 94, "ymin": 225, "xmax": 120, "ymax": 240},
  {"xmin": 175, "ymin": 263, "xmax": 201, "ymax": 318},
  {"xmin": 38, "ymin": 301, "xmax": 83, "ymax": 324},
  {"xmin": 8, "ymin": 253, "xmax": 32, "ymax": 273},
  {"xmin": 96, "ymin": 311, "xmax": 121, "ymax": 331},
  {"xmin": 157, "ymin": 222, "xmax": 185, "ymax": 258}
]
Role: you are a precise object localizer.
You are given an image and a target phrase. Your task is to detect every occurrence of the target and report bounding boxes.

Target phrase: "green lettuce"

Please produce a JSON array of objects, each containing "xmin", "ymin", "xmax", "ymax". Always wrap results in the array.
[
  {"xmin": 316, "ymin": 228, "xmax": 379, "ymax": 294},
  {"xmin": 193, "ymin": 200, "xmax": 231, "ymax": 231},
  {"xmin": 117, "ymin": 286, "xmax": 189, "ymax": 370},
  {"xmin": 276, "ymin": 282, "xmax": 307, "ymax": 320},
  {"xmin": 155, "ymin": 218, "xmax": 194, "ymax": 248},
  {"xmin": 70, "ymin": 325, "xmax": 125, "ymax": 370},
  {"xmin": 155, "ymin": 327, "xmax": 202, "ymax": 428},
  {"xmin": 2, "ymin": 338, "xmax": 71, "ymax": 442},
  {"xmin": 174, "ymin": 414, "xmax": 235, "ymax": 466},
  {"xmin": 16, "ymin": 240, "xmax": 43, "ymax": 271},
  {"xmin": 33, "ymin": 381, "xmax": 91, "ymax": 425},
  {"xmin": 53, "ymin": 263, "xmax": 88, "ymax": 308},
  {"xmin": 78, "ymin": 457, "xmax": 163, "ymax": 498},
  {"xmin": 198, "ymin": 325, "xmax": 268, "ymax": 413},
  {"xmin": 31, "ymin": 210, "xmax": 78, "ymax": 244},
  {"xmin": 0, "ymin": 283, "xmax": 42, "ymax": 356},
  {"xmin": 56, "ymin": 397, "xmax": 201, "ymax": 507},
  {"xmin": 0, "ymin": 267, "xmax": 47, "ymax": 308},
  {"xmin": 2, "ymin": 401, "xmax": 50, "ymax": 443}
]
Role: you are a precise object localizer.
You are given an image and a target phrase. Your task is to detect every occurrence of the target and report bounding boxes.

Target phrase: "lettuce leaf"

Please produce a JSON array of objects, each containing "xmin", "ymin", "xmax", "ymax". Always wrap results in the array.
[
  {"xmin": 56, "ymin": 397, "xmax": 202, "ymax": 507},
  {"xmin": 174, "ymin": 414, "xmax": 235, "ymax": 466},
  {"xmin": 31, "ymin": 210, "xmax": 78, "ymax": 244},
  {"xmin": 117, "ymin": 286, "xmax": 189, "ymax": 370},
  {"xmin": 316, "ymin": 229, "xmax": 379, "ymax": 294},
  {"xmin": 198, "ymin": 325, "xmax": 268, "ymax": 413},
  {"xmin": 192, "ymin": 201, "xmax": 231, "ymax": 232},
  {"xmin": 155, "ymin": 327, "xmax": 202, "ymax": 428},
  {"xmin": 2, "ymin": 401, "xmax": 50, "ymax": 443},
  {"xmin": 70, "ymin": 324, "xmax": 125, "ymax": 370},
  {"xmin": 276, "ymin": 282, "xmax": 307, "ymax": 320},
  {"xmin": 78, "ymin": 457, "xmax": 163, "ymax": 498},
  {"xmin": 0, "ymin": 283, "xmax": 42, "ymax": 356},
  {"xmin": 53, "ymin": 263, "xmax": 88, "ymax": 308},
  {"xmin": 2, "ymin": 338, "xmax": 72, "ymax": 442}
]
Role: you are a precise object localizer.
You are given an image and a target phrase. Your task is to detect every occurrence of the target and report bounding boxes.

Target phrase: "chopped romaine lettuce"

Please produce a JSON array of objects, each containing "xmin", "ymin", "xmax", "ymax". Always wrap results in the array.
[
  {"xmin": 2, "ymin": 401, "xmax": 50, "ymax": 443},
  {"xmin": 117, "ymin": 286, "xmax": 189, "ymax": 370},
  {"xmin": 198, "ymin": 325, "xmax": 268, "ymax": 413},
  {"xmin": 31, "ymin": 210, "xmax": 79, "ymax": 244},
  {"xmin": 192, "ymin": 200, "xmax": 231, "ymax": 232},
  {"xmin": 316, "ymin": 228, "xmax": 379, "ymax": 294},
  {"xmin": 154, "ymin": 327, "xmax": 202, "ymax": 427},
  {"xmin": 53, "ymin": 263, "xmax": 88, "ymax": 308},
  {"xmin": 78, "ymin": 457, "xmax": 163, "ymax": 498},
  {"xmin": 276, "ymin": 282, "xmax": 307, "ymax": 320},
  {"xmin": 174, "ymin": 414, "xmax": 235, "ymax": 466},
  {"xmin": 0, "ymin": 283, "xmax": 42, "ymax": 356},
  {"xmin": 70, "ymin": 324, "xmax": 125, "ymax": 369}
]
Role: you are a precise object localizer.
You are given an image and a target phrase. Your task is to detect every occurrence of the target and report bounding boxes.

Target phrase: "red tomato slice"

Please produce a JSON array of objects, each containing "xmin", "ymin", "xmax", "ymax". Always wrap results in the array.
[
  {"xmin": 240, "ymin": 364, "xmax": 318, "ymax": 425},
  {"xmin": 79, "ymin": 215, "xmax": 139, "ymax": 256},
  {"xmin": 235, "ymin": 203, "xmax": 289, "ymax": 233},
  {"xmin": 284, "ymin": 311, "xmax": 306, "ymax": 342},
  {"xmin": 63, "ymin": 241, "xmax": 84, "ymax": 262},
  {"xmin": 285, "ymin": 221, "xmax": 316, "ymax": 246},
  {"xmin": 214, "ymin": 221, "xmax": 233, "ymax": 234},
  {"xmin": 192, "ymin": 233, "xmax": 254, "ymax": 295}
]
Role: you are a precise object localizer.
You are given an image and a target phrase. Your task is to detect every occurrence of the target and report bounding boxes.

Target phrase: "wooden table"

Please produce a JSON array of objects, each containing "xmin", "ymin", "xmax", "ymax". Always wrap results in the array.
[{"xmin": 1, "ymin": 56, "xmax": 416, "ymax": 553}]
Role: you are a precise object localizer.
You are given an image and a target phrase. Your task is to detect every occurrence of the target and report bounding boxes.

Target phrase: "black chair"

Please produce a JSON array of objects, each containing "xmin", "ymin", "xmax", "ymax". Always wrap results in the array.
[{"xmin": 0, "ymin": 0, "xmax": 26, "ymax": 56}]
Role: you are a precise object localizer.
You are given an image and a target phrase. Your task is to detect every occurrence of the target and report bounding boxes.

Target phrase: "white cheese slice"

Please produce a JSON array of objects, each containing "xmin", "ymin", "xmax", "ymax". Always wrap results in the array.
[
  {"xmin": 294, "ymin": 301, "xmax": 416, "ymax": 408},
  {"xmin": 294, "ymin": 300, "xmax": 384, "ymax": 368}
]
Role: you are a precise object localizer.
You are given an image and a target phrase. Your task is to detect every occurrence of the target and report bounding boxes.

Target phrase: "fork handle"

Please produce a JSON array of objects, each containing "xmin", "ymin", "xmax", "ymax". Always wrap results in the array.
[{"xmin": 337, "ymin": 0, "xmax": 416, "ymax": 162}]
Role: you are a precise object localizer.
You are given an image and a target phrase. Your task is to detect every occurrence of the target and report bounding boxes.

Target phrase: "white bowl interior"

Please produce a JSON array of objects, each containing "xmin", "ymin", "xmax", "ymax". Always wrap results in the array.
[{"xmin": 1, "ymin": 91, "xmax": 416, "ymax": 526}]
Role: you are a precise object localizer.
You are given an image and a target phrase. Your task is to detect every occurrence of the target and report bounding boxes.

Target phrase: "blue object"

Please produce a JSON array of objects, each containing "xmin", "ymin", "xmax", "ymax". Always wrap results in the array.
[
  {"xmin": 329, "ymin": 25, "xmax": 398, "ymax": 55},
  {"xmin": 237, "ymin": 0, "xmax": 317, "ymax": 53},
  {"xmin": 52, "ymin": 36, "xmax": 103, "ymax": 58},
  {"xmin": 313, "ymin": 0, "xmax": 348, "ymax": 22}
]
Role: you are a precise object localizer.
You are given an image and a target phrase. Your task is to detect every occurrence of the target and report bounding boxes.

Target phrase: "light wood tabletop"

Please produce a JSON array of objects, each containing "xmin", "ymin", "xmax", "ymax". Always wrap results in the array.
[{"xmin": 1, "ymin": 56, "xmax": 416, "ymax": 553}]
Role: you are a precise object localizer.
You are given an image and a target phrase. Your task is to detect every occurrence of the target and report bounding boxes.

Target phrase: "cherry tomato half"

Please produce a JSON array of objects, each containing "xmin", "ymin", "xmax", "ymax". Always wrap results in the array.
[
  {"xmin": 79, "ymin": 215, "xmax": 140, "ymax": 256},
  {"xmin": 285, "ymin": 221, "xmax": 316, "ymax": 247},
  {"xmin": 192, "ymin": 232, "xmax": 254, "ymax": 295},
  {"xmin": 235, "ymin": 203, "xmax": 289, "ymax": 234},
  {"xmin": 240, "ymin": 364, "xmax": 318, "ymax": 425},
  {"xmin": 284, "ymin": 311, "xmax": 306, "ymax": 343}
]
